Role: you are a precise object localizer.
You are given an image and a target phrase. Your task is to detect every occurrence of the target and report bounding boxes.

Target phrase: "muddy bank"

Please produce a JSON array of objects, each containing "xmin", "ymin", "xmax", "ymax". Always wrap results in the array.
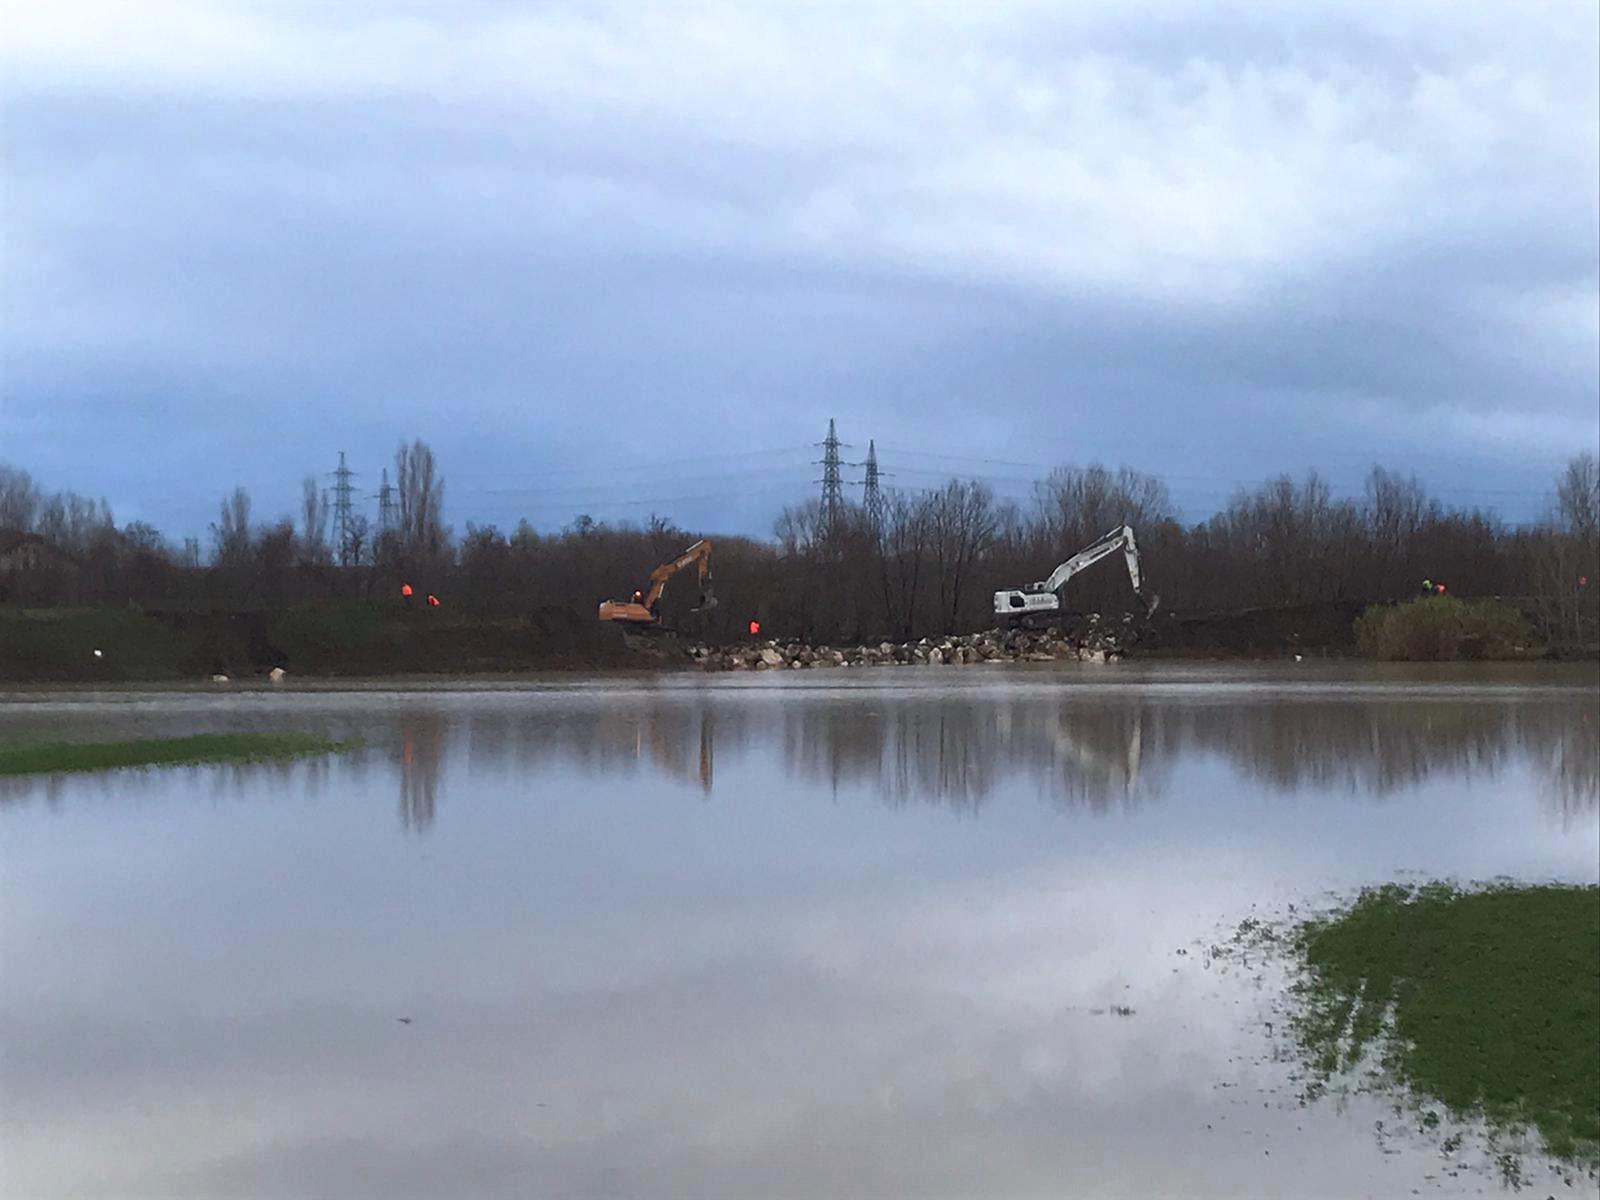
[{"xmin": 0, "ymin": 599, "xmax": 1415, "ymax": 684}]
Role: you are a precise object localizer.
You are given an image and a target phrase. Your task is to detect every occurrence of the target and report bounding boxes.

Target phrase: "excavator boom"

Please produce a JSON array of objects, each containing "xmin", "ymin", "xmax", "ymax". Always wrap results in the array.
[{"xmin": 993, "ymin": 524, "xmax": 1158, "ymax": 625}]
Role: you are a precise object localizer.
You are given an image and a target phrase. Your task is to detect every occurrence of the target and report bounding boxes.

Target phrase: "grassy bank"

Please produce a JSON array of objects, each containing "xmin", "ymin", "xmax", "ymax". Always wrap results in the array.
[
  {"xmin": 1287, "ymin": 882, "xmax": 1599, "ymax": 1163},
  {"xmin": 0, "ymin": 732, "xmax": 354, "ymax": 776},
  {"xmin": 0, "ymin": 604, "xmax": 638, "ymax": 682},
  {"xmin": 1354, "ymin": 595, "xmax": 1537, "ymax": 660}
]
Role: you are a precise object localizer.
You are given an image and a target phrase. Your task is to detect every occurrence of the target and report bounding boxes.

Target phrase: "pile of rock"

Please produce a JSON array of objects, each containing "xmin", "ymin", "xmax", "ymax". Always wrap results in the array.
[{"xmin": 685, "ymin": 614, "xmax": 1140, "ymax": 671}]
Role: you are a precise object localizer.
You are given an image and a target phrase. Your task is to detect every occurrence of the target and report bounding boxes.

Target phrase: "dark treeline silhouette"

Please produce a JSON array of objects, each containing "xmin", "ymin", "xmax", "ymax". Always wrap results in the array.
[{"xmin": 1, "ymin": 442, "xmax": 1595, "ymax": 647}]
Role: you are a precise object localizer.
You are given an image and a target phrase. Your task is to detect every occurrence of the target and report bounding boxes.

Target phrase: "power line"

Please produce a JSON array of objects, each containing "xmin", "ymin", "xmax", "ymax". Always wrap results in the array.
[
  {"xmin": 480, "ymin": 444, "xmax": 815, "ymax": 483},
  {"xmin": 471, "ymin": 463, "xmax": 815, "ymax": 499}
]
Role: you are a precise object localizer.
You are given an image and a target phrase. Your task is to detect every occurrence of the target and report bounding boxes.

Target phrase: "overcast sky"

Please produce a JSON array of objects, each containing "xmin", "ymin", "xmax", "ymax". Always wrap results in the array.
[{"xmin": 2, "ymin": 0, "xmax": 1596, "ymax": 541}]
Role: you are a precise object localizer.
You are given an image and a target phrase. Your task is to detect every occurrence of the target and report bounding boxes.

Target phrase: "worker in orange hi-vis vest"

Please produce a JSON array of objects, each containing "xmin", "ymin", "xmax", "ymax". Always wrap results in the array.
[
  {"xmin": 427, "ymin": 594, "xmax": 440, "ymax": 608},
  {"xmin": 401, "ymin": 582, "xmax": 414, "ymax": 608}
]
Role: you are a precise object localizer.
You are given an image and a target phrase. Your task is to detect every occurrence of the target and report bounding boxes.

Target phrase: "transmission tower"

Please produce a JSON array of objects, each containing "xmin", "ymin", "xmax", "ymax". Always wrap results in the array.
[
  {"xmin": 815, "ymin": 418, "xmax": 849, "ymax": 530},
  {"xmin": 328, "ymin": 451, "xmax": 359, "ymax": 566},
  {"xmin": 377, "ymin": 468, "xmax": 396, "ymax": 536},
  {"xmin": 861, "ymin": 439, "xmax": 889, "ymax": 531}
]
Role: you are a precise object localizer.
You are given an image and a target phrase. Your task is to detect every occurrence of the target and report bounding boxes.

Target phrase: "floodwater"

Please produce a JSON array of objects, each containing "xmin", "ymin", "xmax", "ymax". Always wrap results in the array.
[{"xmin": 1, "ymin": 663, "xmax": 1596, "ymax": 1200}]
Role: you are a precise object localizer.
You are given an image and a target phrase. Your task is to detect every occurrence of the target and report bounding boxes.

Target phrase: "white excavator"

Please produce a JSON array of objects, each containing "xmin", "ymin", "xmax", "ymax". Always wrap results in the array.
[{"xmin": 993, "ymin": 524, "xmax": 1160, "ymax": 628}]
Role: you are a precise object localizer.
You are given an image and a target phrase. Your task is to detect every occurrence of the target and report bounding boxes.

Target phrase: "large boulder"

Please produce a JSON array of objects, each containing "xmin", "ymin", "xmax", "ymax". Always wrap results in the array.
[{"xmin": 759, "ymin": 647, "xmax": 786, "ymax": 667}]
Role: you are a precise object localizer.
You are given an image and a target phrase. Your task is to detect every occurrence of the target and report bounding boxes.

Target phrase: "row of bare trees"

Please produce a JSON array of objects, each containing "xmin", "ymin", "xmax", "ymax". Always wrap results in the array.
[
  {"xmin": 2, "ymin": 447, "xmax": 1596, "ymax": 648},
  {"xmin": 755, "ymin": 456, "xmax": 1598, "ymax": 647}
]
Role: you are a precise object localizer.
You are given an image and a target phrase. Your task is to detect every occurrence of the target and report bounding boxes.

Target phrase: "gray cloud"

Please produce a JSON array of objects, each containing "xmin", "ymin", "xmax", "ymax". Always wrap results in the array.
[{"xmin": 2, "ymin": 1, "xmax": 1595, "ymax": 538}]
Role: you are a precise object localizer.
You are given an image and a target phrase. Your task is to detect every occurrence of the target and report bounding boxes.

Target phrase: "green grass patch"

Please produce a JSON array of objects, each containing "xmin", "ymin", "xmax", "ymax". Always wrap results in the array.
[
  {"xmin": 0, "ymin": 732, "xmax": 354, "ymax": 776},
  {"xmin": 1288, "ymin": 882, "xmax": 1599, "ymax": 1163}
]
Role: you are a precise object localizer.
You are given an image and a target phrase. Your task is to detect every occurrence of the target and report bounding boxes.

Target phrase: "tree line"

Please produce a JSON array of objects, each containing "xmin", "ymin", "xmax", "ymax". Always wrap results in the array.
[{"xmin": 2, "ymin": 442, "xmax": 1596, "ymax": 648}]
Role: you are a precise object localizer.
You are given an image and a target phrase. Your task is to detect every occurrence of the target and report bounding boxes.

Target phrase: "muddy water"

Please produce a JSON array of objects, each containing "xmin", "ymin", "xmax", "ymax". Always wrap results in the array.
[{"xmin": 1, "ymin": 663, "xmax": 1596, "ymax": 1199}]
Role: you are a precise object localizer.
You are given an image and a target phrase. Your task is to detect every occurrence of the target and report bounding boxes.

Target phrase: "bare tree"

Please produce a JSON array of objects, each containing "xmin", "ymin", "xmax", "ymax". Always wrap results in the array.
[
  {"xmin": 0, "ymin": 465, "xmax": 40, "ymax": 531},
  {"xmin": 211, "ymin": 487, "xmax": 252, "ymax": 567},
  {"xmin": 1557, "ymin": 451, "xmax": 1599, "ymax": 542},
  {"xmin": 879, "ymin": 490, "xmax": 933, "ymax": 639},
  {"xmin": 346, "ymin": 513, "xmax": 370, "ymax": 568},
  {"xmin": 300, "ymin": 477, "xmax": 331, "ymax": 566},
  {"xmin": 928, "ymin": 479, "xmax": 998, "ymax": 632},
  {"xmin": 395, "ymin": 439, "xmax": 446, "ymax": 563}
]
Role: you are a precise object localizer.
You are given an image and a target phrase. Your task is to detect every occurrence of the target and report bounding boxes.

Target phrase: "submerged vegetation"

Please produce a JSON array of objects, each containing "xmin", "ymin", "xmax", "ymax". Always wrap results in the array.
[
  {"xmin": 0, "ymin": 732, "xmax": 354, "ymax": 776},
  {"xmin": 1354, "ymin": 595, "xmax": 1536, "ymax": 660},
  {"xmin": 1286, "ymin": 882, "xmax": 1599, "ymax": 1164}
]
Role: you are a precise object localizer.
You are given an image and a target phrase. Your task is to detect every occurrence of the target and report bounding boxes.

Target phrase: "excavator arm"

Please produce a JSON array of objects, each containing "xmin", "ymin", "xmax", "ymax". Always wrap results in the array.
[
  {"xmin": 1032, "ymin": 526, "xmax": 1138, "ymax": 594},
  {"xmin": 599, "ymin": 539, "xmax": 717, "ymax": 626},
  {"xmin": 644, "ymin": 539, "xmax": 714, "ymax": 609},
  {"xmin": 996, "ymin": 524, "xmax": 1159, "ymax": 622}
]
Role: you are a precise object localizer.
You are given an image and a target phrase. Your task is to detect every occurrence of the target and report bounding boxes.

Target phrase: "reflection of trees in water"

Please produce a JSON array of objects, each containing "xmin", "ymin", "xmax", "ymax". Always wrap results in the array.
[
  {"xmin": 440, "ymin": 689, "xmax": 1597, "ymax": 818},
  {"xmin": 2, "ymin": 690, "xmax": 1590, "ymax": 825},
  {"xmin": 442, "ymin": 698, "xmax": 1157, "ymax": 813},
  {"xmin": 779, "ymin": 703, "xmax": 1002, "ymax": 812},
  {"xmin": 774, "ymin": 695, "xmax": 1598, "ymax": 814},
  {"xmin": 399, "ymin": 713, "xmax": 445, "ymax": 831},
  {"xmin": 1175, "ymin": 699, "xmax": 1598, "ymax": 812},
  {"xmin": 458, "ymin": 704, "xmax": 716, "ymax": 795},
  {"xmin": 1523, "ymin": 705, "xmax": 1600, "ymax": 824},
  {"xmin": 776, "ymin": 701, "xmax": 1156, "ymax": 813}
]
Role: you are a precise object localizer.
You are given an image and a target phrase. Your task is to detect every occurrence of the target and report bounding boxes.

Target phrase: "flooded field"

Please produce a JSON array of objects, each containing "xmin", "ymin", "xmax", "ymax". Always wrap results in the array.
[{"xmin": 2, "ymin": 663, "xmax": 1596, "ymax": 1199}]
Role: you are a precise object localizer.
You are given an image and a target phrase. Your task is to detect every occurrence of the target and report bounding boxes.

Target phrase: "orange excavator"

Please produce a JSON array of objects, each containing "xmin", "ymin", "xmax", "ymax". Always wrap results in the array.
[{"xmin": 598, "ymin": 539, "xmax": 716, "ymax": 629}]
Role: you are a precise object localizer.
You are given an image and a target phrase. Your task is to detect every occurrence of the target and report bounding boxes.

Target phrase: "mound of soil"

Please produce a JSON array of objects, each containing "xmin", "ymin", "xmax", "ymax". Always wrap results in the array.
[{"xmin": 1136, "ymin": 601, "xmax": 1365, "ymax": 658}]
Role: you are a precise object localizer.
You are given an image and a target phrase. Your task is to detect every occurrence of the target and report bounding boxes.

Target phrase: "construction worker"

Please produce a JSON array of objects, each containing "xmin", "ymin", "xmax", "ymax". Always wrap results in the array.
[
  {"xmin": 426, "ymin": 593, "xmax": 440, "ymax": 608},
  {"xmin": 1421, "ymin": 579, "xmax": 1432, "ymax": 595},
  {"xmin": 748, "ymin": 620, "xmax": 761, "ymax": 637},
  {"xmin": 401, "ymin": 581, "xmax": 414, "ymax": 608},
  {"xmin": 633, "ymin": 589, "xmax": 644, "ymax": 604}
]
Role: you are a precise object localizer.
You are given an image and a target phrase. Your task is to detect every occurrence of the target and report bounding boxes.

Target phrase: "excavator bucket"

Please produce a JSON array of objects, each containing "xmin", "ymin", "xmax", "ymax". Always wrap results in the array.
[
  {"xmin": 1143, "ymin": 592, "xmax": 1162, "ymax": 619},
  {"xmin": 692, "ymin": 586, "xmax": 718, "ymax": 613}
]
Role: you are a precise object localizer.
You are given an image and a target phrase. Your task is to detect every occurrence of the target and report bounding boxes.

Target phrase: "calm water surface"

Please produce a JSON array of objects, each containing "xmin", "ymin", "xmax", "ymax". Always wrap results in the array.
[{"xmin": 2, "ymin": 663, "xmax": 1596, "ymax": 1199}]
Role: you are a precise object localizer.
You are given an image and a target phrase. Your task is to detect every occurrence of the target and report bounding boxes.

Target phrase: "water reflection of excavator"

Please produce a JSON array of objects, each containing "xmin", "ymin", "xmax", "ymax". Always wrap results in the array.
[
  {"xmin": 598, "ymin": 539, "xmax": 717, "ymax": 630},
  {"xmin": 1052, "ymin": 713, "xmax": 1143, "ymax": 794}
]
